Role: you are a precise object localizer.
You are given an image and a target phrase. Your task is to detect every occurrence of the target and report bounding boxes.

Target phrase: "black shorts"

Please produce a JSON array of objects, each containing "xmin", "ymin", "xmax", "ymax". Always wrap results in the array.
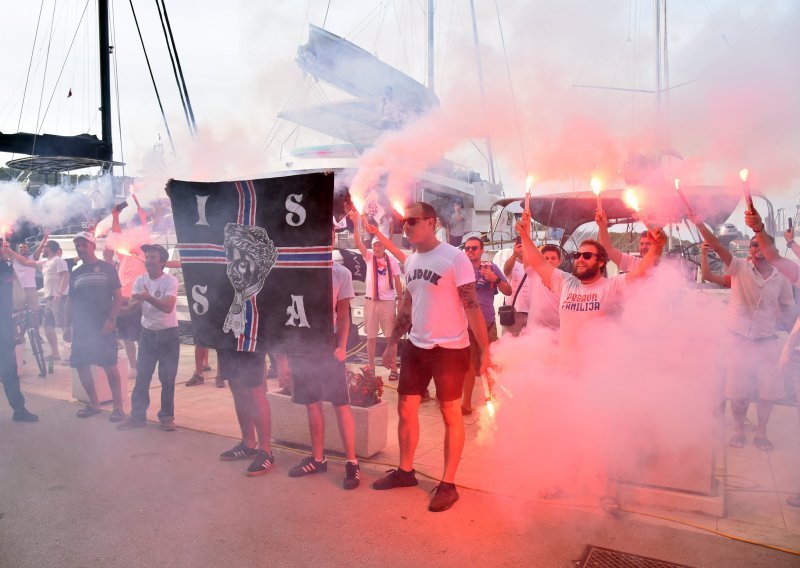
[
  {"xmin": 398, "ymin": 342, "xmax": 470, "ymax": 401},
  {"xmin": 70, "ymin": 325, "xmax": 118, "ymax": 369},
  {"xmin": 217, "ymin": 350, "xmax": 266, "ymax": 389},
  {"xmin": 116, "ymin": 307, "xmax": 142, "ymax": 341},
  {"xmin": 289, "ymin": 355, "xmax": 349, "ymax": 406}
]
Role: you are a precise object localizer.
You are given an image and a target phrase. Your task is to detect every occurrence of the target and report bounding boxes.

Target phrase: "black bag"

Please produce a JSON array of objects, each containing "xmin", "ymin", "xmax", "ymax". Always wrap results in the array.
[{"xmin": 498, "ymin": 273, "xmax": 527, "ymax": 327}]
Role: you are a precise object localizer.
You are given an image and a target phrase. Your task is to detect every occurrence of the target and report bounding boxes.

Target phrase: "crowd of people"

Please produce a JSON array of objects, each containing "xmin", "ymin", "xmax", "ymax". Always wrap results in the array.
[{"xmin": 2, "ymin": 197, "xmax": 800, "ymax": 513}]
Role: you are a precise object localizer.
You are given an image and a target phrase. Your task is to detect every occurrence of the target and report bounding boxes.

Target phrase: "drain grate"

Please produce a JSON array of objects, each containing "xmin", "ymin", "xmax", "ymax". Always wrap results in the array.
[{"xmin": 575, "ymin": 546, "xmax": 695, "ymax": 568}]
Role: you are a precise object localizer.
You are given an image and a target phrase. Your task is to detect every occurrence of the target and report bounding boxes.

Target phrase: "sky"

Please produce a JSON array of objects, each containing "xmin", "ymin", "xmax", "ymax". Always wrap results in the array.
[{"xmin": 1, "ymin": 0, "xmax": 798, "ymax": 218}]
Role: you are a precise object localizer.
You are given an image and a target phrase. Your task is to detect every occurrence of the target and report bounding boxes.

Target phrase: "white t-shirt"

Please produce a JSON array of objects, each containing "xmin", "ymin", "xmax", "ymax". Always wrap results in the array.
[
  {"xmin": 723, "ymin": 257, "xmax": 794, "ymax": 339},
  {"xmin": 405, "ymin": 242, "xmax": 474, "ymax": 349},
  {"xmin": 506, "ymin": 260, "xmax": 530, "ymax": 313},
  {"xmin": 132, "ymin": 272, "xmax": 179, "ymax": 330},
  {"xmin": 549, "ymin": 269, "xmax": 629, "ymax": 349},
  {"xmin": 39, "ymin": 256, "xmax": 69, "ymax": 298},
  {"xmin": 363, "ymin": 250, "xmax": 401, "ymax": 301},
  {"xmin": 332, "ymin": 262, "xmax": 355, "ymax": 333},
  {"xmin": 618, "ymin": 253, "xmax": 641, "ymax": 273},
  {"xmin": 525, "ymin": 267, "xmax": 560, "ymax": 330},
  {"xmin": 13, "ymin": 258, "xmax": 36, "ymax": 288}
]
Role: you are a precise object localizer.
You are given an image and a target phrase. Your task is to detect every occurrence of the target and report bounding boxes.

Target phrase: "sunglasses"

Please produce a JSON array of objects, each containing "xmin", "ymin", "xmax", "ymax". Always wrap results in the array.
[
  {"xmin": 403, "ymin": 217, "xmax": 432, "ymax": 226},
  {"xmin": 750, "ymin": 242, "xmax": 760, "ymax": 248},
  {"xmin": 571, "ymin": 251, "xmax": 599, "ymax": 260},
  {"xmin": 464, "ymin": 245, "xmax": 481, "ymax": 252}
]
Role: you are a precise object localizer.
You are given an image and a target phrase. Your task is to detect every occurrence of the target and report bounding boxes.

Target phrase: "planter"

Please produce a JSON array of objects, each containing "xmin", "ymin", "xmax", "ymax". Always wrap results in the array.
[{"xmin": 266, "ymin": 391, "xmax": 389, "ymax": 458}]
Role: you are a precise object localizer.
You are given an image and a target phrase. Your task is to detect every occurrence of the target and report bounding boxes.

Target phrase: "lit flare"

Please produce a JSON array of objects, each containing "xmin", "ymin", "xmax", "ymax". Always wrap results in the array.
[
  {"xmin": 351, "ymin": 195, "xmax": 365, "ymax": 215},
  {"xmin": 739, "ymin": 168, "xmax": 755, "ymax": 213},
  {"xmin": 673, "ymin": 178, "xmax": 694, "ymax": 216},
  {"xmin": 391, "ymin": 200, "xmax": 405, "ymax": 217},
  {"xmin": 623, "ymin": 188, "xmax": 659, "ymax": 239},
  {"xmin": 524, "ymin": 175, "xmax": 534, "ymax": 212}
]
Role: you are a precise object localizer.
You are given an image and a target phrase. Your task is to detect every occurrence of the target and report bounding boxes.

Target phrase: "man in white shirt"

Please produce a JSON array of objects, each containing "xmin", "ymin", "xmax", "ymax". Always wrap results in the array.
[
  {"xmin": 596, "ymin": 209, "xmax": 660, "ymax": 273},
  {"xmin": 116, "ymin": 245, "xmax": 181, "ymax": 432},
  {"xmin": 352, "ymin": 211, "xmax": 403, "ymax": 380},
  {"xmin": 693, "ymin": 213, "xmax": 795, "ymax": 453},
  {"xmin": 374, "ymin": 202, "xmax": 490, "ymax": 512},
  {"xmin": 38, "ymin": 240, "xmax": 69, "ymax": 361},
  {"xmin": 500, "ymin": 237, "xmax": 530, "ymax": 336},
  {"xmin": 287, "ymin": 253, "xmax": 360, "ymax": 490},
  {"xmin": 10, "ymin": 242, "xmax": 38, "ymax": 316}
]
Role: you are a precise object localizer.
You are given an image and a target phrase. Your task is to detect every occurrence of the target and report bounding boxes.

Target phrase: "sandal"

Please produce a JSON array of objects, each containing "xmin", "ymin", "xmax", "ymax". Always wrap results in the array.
[
  {"xmin": 786, "ymin": 494, "xmax": 800, "ymax": 508},
  {"xmin": 599, "ymin": 495, "xmax": 621, "ymax": 517},
  {"xmin": 76, "ymin": 406, "xmax": 101, "ymax": 418},
  {"xmin": 109, "ymin": 408, "xmax": 126, "ymax": 423},
  {"xmin": 728, "ymin": 434, "xmax": 745, "ymax": 449},
  {"xmin": 753, "ymin": 437, "xmax": 774, "ymax": 452},
  {"xmin": 388, "ymin": 370, "xmax": 399, "ymax": 382}
]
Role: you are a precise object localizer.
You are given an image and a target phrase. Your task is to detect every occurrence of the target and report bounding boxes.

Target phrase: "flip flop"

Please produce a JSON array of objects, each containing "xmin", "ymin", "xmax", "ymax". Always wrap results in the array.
[
  {"xmin": 786, "ymin": 495, "xmax": 800, "ymax": 508},
  {"xmin": 599, "ymin": 495, "xmax": 621, "ymax": 517},
  {"xmin": 753, "ymin": 437, "xmax": 774, "ymax": 452},
  {"xmin": 388, "ymin": 371, "xmax": 399, "ymax": 382},
  {"xmin": 76, "ymin": 406, "xmax": 101, "ymax": 418},
  {"xmin": 728, "ymin": 434, "xmax": 745, "ymax": 449}
]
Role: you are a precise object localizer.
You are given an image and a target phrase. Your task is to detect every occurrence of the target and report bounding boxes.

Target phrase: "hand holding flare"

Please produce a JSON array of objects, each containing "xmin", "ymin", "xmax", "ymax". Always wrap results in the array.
[
  {"xmin": 622, "ymin": 188, "xmax": 660, "ymax": 240},
  {"xmin": 524, "ymin": 175, "xmax": 533, "ymax": 213},
  {"xmin": 673, "ymin": 178, "xmax": 695, "ymax": 217},
  {"xmin": 739, "ymin": 169, "xmax": 756, "ymax": 214},
  {"xmin": 591, "ymin": 177, "xmax": 604, "ymax": 216}
]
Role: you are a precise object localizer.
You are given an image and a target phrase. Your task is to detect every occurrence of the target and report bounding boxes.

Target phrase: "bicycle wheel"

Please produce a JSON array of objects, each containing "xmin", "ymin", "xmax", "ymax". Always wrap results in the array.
[{"xmin": 28, "ymin": 328, "xmax": 47, "ymax": 378}]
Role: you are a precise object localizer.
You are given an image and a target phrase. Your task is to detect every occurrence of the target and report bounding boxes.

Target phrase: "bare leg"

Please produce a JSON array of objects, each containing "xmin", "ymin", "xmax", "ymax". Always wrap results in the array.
[
  {"xmin": 306, "ymin": 402, "xmax": 325, "ymax": 460},
  {"xmin": 755, "ymin": 400, "xmax": 774, "ymax": 443},
  {"xmin": 461, "ymin": 364, "xmax": 476, "ymax": 413},
  {"xmin": 44, "ymin": 325, "xmax": 61, "ymax": 359},
  {"xmin": 230, "ymin": 382, "xmax": 256, "ymax": 448},
  {"xmin": 123, "ymin": 340, "xmax": 137, "ymax": 373},
  {"xmin": 194, "ymin": 347, "xmax": 207, "ymax": 378},
  {"xmin": 104, "ymin": 365, "xmax": 124, "ymax": 411},
  {"xmin": 77, "ymin": 366, "xmax": 99, "ymax": 408},
  {"xmin": 334, "ymin": 405, "xmax": 357, "ymax": 461},
  {"xmin": 730, "ymin": 399, "xmax": 748, "ymax": 438},
  {"xmin": 398, "ymin": 394, "xmax": 422, "ymax": 471},
  {"xmin": 439, "ymin": 399, "xmax": 465, "ymax": 483},
  {"xmin": 250, "ymin": 386, "xmax": 272, "ymax": 453},
  {"xmin": 366, "ymin": 338, "xmax": 377, "ymax": 371}
]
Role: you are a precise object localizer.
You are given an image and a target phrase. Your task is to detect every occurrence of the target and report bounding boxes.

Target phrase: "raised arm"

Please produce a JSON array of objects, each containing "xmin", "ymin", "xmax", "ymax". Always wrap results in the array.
[
  {"xmin": 2, "ymin": 243, "xmax": 37, "ymax": 267},
  {"xmin": 362, "ymin": 215, "xmax": 407, "ymax": 263},
  {"xmin": 745, "ymin": 210, "xmax": 800, "ymax": 283},
  {"xmin": 33, "ymin": 230, "xmax": 50, "ymax": 260},
  {"xmin": 458, "ymin": 282, "xmax": 490, "ymax": 376},
  {"xmin": 503, "ymin": 243, "xmax": 521, "ymax": 276},
  {"xmin": 596, "ymin": 208, "xmax": 624, "ymax": 266},
  {"xmin": 348, "ymin": 210, "xmax": 369, "ymax": 257},
  {"xmin": 514, "ymin": 210, "xmax": 554, "ymax": 288},
  {"xmin": 626, "ymin": 228, "xmax": 667, "ymax": 283},
  {"xmin": 700, "ymin": 243, "xmax": 730, "ymax": 287},
  {"xmin": 689, "ymin": 214, "xmax": 732, "ymax": 266}
]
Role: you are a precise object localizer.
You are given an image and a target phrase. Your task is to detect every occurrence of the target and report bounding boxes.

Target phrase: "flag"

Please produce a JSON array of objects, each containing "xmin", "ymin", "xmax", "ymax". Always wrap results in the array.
[
  {"xmin": 339, "ymin": 248, "xmax": 367, "ymax": 282},
  {"xmin": 167, "ymin": 173, "xmax": 334, "ymax": 356}
]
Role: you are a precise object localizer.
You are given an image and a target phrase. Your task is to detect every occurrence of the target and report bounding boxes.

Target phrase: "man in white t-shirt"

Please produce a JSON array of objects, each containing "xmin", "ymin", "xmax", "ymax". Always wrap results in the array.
[
  {"xmin": 596, "ymin": 209, "xmax": 660, "ymax": 273},
  {"xmin": 352, "ymin": 212, "xmax": 403, "ymax": 380},
  {"xmin": 116, "ymin": 245, "xmax": 181, "ymax": 432},
  {"xmin": 10, "ymin": 242, "xmax": 38, "ymax": 315},
  {"xmin": 287, "ymin": 256, "xmax": 361, "ymax": 489},
  {"xmin": 745, "ymin": 212, "xmax": 800, "ymax": 508},
  {"xmin": 37, "ymin": 240, "xmax": 69, "ymax": 361},
  {"xmin": 524, "ymin": 244, "xmax": 562, "ymax": 331},
  {"xmin": 373, "ymin": 202, "xmax": 490, "ymax": 512},
  {"xmin": 500, "ymin": 238, "xmax": 531, "ymax": 336},
  {"xmin": 707, "ymin": 210, "xmax": 796, "ymax": 456}
]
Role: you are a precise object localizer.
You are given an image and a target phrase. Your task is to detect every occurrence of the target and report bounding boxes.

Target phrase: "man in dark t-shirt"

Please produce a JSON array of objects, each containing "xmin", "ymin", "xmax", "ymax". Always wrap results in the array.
[
  {"xmin": 0, "ymin": 243, "xmax": 38, "ymax": 421},
  {"xmin": 65, "ymin": 232, "xmax": 125, "ymax": 422}
]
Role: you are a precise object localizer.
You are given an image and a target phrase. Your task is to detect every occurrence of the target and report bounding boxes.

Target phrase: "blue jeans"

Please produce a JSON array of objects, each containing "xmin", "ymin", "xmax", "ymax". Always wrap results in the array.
[
  {"xmin": 1, "ymin": 341, "xmax": 26, "ymax": 411},
  {"xmin": 131, "ymin": 327, "xmax": 180, "ymax": 421}
]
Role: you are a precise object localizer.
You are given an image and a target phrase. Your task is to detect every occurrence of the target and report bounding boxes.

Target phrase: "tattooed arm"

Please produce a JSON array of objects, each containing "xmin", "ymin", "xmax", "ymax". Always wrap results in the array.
[{"xmin": 458, "ymin": 282, "xmax": 491, "ymax": 376}]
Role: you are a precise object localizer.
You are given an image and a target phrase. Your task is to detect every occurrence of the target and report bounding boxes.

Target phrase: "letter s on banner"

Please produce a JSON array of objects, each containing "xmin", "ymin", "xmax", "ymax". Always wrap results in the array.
[
  {"xmin": 285, "ymin": 194, "xmax": 307, "ymax": 227},
  {"xmin": 191, "ymin": 284, "xmax": 209, "ymax": 315}
]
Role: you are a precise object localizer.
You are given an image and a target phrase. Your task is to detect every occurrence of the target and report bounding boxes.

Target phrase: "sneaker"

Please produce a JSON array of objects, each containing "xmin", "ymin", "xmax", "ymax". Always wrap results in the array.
[
  {"xmin": 109, "ymin": 408, "xmax": 126, "ymax": 423},
  {"xmin": 343, "ymin": 461, "xmax": 361, "ymax": 490},
  {"xmin": 76, "ymin": 406, "xmax": 102, "ymax": 418},
  {"xmin": 159, "ymin": 419, "xmax": 176, "ymax": 432},
  {"xmin": 428, "ymin": 482, "xmax": 459, "ymax": 512},
  {"xmin": 215, "ymin": 376, "xmax": 225, "ymax": 388},
  {"xmin": 116, "ymin": 416, "xmax": 146, "ymax": 430},
  {"xmin": 246, "ymin": 450, "xmax": 275, "ymax": 477},
  {"xmin": 372, "ymin": 468, "xmax": 419, "ymax": 490},
  {"xmin": 288, "ymin": 456, "xmax": 328, "ymax": 477},
  {"xmin": 185, "ymin": 373, "xmax": 204, "ymax": 387},
  {"xmin": 12, "ymin": 408, "xmax": 39, "ymax": 422},
  {"xmin": 203, "ymin": 365, "xmax": 213, "ymax": 372},
  {"xmin": 219, "ymin": 442, "xmax": 258, "ymax": 461}
]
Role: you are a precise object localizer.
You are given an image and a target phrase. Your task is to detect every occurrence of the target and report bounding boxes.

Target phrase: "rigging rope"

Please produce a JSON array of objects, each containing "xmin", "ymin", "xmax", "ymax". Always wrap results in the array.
[
  {"xmin": 31, "ymin": 0, "xmax": 58, "ymax": 157},
  {"xmin": 128, "ymin": 0, "xmax": 176, "ymax": 154},
  {"xmin": 158, "ymin": 0, "xmax": 197, "ymax": 136},
  {"xmin": 111, "ymin": 0, "xmax": 125, "ymax": 177},
  {"xmin": 493, "ymin": 0, "xmax": 527, "ymax": 175},
  {"xmin": 16, "ymin": 0, "xmax": 46, "ymax": 136},
  {"xmin": 155, "ymin": 0, "xmax": 192, "ymax": 137}
]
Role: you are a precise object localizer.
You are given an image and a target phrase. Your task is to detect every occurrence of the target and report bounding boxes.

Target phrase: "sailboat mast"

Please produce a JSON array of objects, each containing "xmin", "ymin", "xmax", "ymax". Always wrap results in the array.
[
  {"xmin": 468, "ymin": 0, "xmax": 496, "ymax": 183},
  {"xmin": 98, "ymin": 0, "xmax": 113, "ymax": 169},
  {"xmin": 427, "ymin": 0, "xmax": 435, "ymax": 93}
]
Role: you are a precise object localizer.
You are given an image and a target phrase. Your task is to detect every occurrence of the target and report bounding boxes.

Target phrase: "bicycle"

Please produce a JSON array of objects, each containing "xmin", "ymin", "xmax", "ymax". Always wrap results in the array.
[{"xmin": 13, "ymin": 306, "xmax": 47, "ymax": 378}]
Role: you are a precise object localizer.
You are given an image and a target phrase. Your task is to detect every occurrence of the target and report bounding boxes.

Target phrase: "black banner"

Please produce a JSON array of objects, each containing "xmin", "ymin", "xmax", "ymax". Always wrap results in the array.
[{"xmin": 167, "ymin": 173, "xmax": 334, "ymax": 355}]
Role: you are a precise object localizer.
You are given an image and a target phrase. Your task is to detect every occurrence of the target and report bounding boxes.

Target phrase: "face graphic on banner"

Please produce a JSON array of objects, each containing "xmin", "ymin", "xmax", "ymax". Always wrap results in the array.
[{"xmin": 222, "ymin": 223, "xmax": 278, "ymax": 337}]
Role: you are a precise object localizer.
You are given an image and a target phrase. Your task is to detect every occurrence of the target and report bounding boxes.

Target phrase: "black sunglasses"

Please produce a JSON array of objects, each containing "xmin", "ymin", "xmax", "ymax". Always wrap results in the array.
[
  {"xmin": 571, "ymin": 251, "xmax": 599, "ymax": 260},
  {"xmin": 403, "ymin": 217, "xmax": 432, "ymax": 226},
  {"xmin": 464, "ymin": 245, "xmax": 481, "ymax": 251}
]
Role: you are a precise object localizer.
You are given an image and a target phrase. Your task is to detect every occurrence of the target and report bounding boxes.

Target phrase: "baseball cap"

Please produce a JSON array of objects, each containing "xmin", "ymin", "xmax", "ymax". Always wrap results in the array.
[
  {"xmin": 141, "ymin": 244, "xmax": 169, "ymax": 262},
  {"xmin": 73, "ymin": 231, "xmax": 96, "ymax": 244}
]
